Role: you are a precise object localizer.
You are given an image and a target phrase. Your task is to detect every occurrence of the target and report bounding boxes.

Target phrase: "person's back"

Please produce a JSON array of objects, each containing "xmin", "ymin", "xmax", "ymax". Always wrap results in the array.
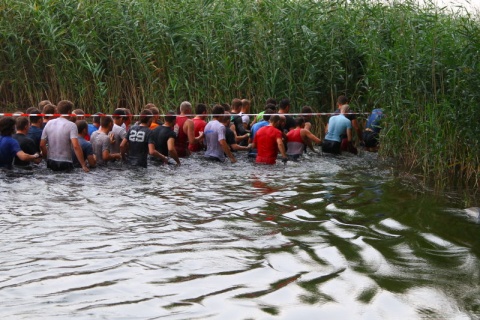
[
  {"xmin": 13, "ymin": 133, "xmax": 37, "ymax": 168},
  {"xmin": 286, "ymin": 127, "xmax": 304, "ymax": 157},
  {"xmin": 150, "ymin": 125, "xmax": 175, "ymax": 158},
  {"xmin": 189, "ymin": 117, "xmax": 207, "ymax": 152},
  {"xmin": 325, "ymin": 114, "xmax": 351, "ymax": 143},
  {"xmin": 42, "ymin": 117, "xmax": 77, "ymax": 162},
  {"xmin": 90, "ymin": 130, "xmax": 111, "ymax": 166},
  {"xmin": 204, "ymin": 118, "xmax": 226, "ymax": 161},
  {"xmin": 365, "ymin": 108, "xmax": 384, "ymax": 134},
  {"xmin": 121, "ymin": 110, "xmax": 153, "ymax": 168}
]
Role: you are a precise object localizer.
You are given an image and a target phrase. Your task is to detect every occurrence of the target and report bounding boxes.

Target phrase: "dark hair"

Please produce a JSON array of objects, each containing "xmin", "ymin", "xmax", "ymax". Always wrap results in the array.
[
  {"xmin": 73, "ymin": 108, "xmax": 85, "ymax": 115},
  {"xmin": 195, "ymin": 103, "xmax": 207, "ymax": 114},
  {"xmin": 295, "ymin": 117, "xmax": 305, "ymax": 127},
  {"xmin": 57, "ymin": 100, "xmax": 74, "ymax": 114},
  {"xmin": 76, "ymin": 120, "xmax": 88, "ymax": 133},
  {"xmin": 337, "ymin": 95, "xmax": 348, "ymax": 105},
  {"xmin": 15, "ymin": 116, "xmax": 30, "ymax": 131},
  {"xmin": 25, "ymin": 107, "xmax": 37, "ymax": 114},
  {"xmin": 265, "ymin": 103, "xmax": 277, "ymax": 111},
  {"xmin": 140, "ymin": 109, "xmax": 152, "ymax": 124},
  {"xmin": 211, "ymin": 105, "xmax": 225, "ymax": 117},
  {"xmin": 93, "ymin": 112, "xmax": 105, "ymax": 124},
  {"xmin": 100, "ymin": 116, "xmax": 113, "ymax": 128},
  {"xmin": 263, "ymin": 108, "xmax": 275, "ymax": 121},
  {"xmin": 0, "ymin": 117, "xmax": 16, "ymax": 136},
  {"xmin": 29, "ymin": 109, "xmax": 42, "ymax": 124},
  {"xmin": 221, "ymin": 103, "xmax": 231, "ymax": 112},
  {"xmin": 112, "ymin": 109, "xmax": 125, "ymax": 120},
  {"xmin": 301, "ymin": 105, "xmax": 313, "ymax": 114},
  {"xmin": 279, "ymin": 98, "xmax": 290, "ymax": 110},
  {"xmin": 266, "ymin": 98, "xmax": 277, "ymax": 106},
  {"xmin": 164, "ymin": 110, "xmax": 176, "ymax": 124},
  {"xmin": 270, "ymin": 114, "xmax": 281, "ymax": 125}
]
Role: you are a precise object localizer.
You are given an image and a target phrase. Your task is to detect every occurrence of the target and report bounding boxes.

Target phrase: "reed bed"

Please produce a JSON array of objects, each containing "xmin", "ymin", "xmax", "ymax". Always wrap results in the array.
[{"xmin": 0, "ymin": 0, "xmax": 479, "ymax": 188}]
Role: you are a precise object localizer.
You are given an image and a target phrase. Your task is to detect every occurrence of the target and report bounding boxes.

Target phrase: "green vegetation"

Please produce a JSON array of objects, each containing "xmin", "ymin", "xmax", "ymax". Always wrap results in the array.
[{"xmin": 0, "ymin": 0, "xmax": 479, "ymax": 187}]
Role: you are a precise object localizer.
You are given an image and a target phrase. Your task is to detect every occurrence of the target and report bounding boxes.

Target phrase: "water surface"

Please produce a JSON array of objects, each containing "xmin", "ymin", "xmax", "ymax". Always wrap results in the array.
[{"xmin": 0, "ymin": 152, "xmax": 479, "ymax": 319}]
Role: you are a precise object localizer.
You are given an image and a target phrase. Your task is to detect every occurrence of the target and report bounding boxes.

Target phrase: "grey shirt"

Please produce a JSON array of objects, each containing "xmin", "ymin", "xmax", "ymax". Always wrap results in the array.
[
  {"xmin": 204, "ymin": 120, "xmax": 226, "ymax": 161},
  {"xmin": 90, "ymin": 131, "xmax": 111, "ymax": 166},
  {"xmin": 41, "ymin": 117, "xmax": 78, "ymax": 162}
]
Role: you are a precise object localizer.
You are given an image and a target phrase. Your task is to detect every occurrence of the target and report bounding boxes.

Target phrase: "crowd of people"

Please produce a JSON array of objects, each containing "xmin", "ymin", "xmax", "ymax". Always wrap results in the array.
[{"xmin": 0, "ymin": 96, "xmax": 384, "ymax": 172}]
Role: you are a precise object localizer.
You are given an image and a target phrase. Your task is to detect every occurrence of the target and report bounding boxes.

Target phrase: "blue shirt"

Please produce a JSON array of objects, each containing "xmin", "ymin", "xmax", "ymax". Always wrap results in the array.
[
  {"xmin": 325, "ymin": 114, "xmax": 352, "ymax": 142},
  {"xmin": 88, "ymin": 124, "xmax": 99, "ymax": 137},
  {"xmin": 0, "ymin": 136, "xmax": 21, "ymax": 169},
  {"xmin": 365, "ymin": 108, "xmax": 384, "ymax": 134},
  {"xmin": 250, "ymin": 120, "xmax": 269, "ymax": 141},
  {"xmin": 27, "ymin": 125, "xmax": 43, "ymax": 152}
]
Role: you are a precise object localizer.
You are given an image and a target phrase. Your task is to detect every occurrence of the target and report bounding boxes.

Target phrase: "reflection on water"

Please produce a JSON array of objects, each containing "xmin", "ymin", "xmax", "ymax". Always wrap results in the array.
[{"xmin": 0, "ymin": 152, "xmax": 479, "ymax": 319}]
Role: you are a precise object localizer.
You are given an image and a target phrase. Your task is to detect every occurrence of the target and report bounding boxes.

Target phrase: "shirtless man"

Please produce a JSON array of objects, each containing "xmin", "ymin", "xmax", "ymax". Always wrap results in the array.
[{"xmin": 40, "ymin": 100, "xmax": 88, "ymax": 172}]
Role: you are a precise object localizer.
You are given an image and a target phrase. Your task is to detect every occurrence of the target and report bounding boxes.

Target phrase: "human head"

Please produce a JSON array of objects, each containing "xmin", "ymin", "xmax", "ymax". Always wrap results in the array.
[
  {"xmin": 266, "ymin": 98, "xmax": 277, "ymax": 107},
  {"xmin": 0, "ymin": 117, "xmax": 16, "ymax": 136},
  {"xmin": 340, "ymin": 104, "xmax": 350, "ymax": 114},
  {"xmin": 42, "ymin": 104, "xmax": 56, "ymax": 120},
  {"xmin": 57, "ymin": 100, "xmax": 74, "ymax": 115},
  {"xmin": 164, "ymin": 110, "xmax": 176, "ymax": 125},
  {"xmin": 294, "ymin": 117, "xmax": 305, "ymax": 128},
  {"xmin": 140, "ymin": 109, "xmax": 153, "ymax": 124},
  {"xmin": 263, "ymin": 108, "xmax": 275, "ymax": 122},
  {"xmin": 195, "ymin": 103, "xmax": 207, "ymax": 115},
  {"xmin": 15, "ymin": 116, "xmax": 30, "ymax": 132},
  {"xmin": 211, "ymin": 105, "xmax": 225, "ymax": 119},
  {"xmin": 25, "ymin": 106, "xmax": 37, "ymax": 114},
  {"xmin": 100, "ymin": 115, "xmax": 114, "ymax": 130},
  {"xmin": 38, "ymin": 100, "xmax": 52, "ymax": 110},
  {"xmin": 221, "ymin": 103, "xmax": 231, "ymax": 112},
  {"xmin": 72, "ymin": 108, "xmax": 85, "ymax": 122},
  {"xmin": 231, "ymin": 99, "xmax": 242, "ymax": 113},
  {"xmin": 278, "ymin": 98, "xmax": 290, "ymax": 112},
  {"xmin": 179, "ymin": 101, "xmax": 192, "ymax": 115},
  {"xmin": 28, "ymin": 109, "xmax": 43, "ymax": 126},
  {"xmin": 112, "ymin": 109, "xmax": 125, "ymax": 125},
  {"xmin": 241, "ymin": 99, "xmax": 250, "ymax": 112},
  {"xmin": 222, "ymin": 111, "xmax": 231, "ymax": 126},
  {"xmin": 301, "ymin": 105, "xmax": 313, "ymax": 121},
  {"xmin": 76, "ymin": 120, "xmax": 89, "ymax": 136},
  {"xmin": 269, "ymin": 114, "xmax": 281, "ymax": 128},
  {"xmin": 93, "ymin": 112, "xmax": 104, "ymax": 126},
  {"xmin": 337, "ymin": 95, "xmax": 348, "ymax": 107}
]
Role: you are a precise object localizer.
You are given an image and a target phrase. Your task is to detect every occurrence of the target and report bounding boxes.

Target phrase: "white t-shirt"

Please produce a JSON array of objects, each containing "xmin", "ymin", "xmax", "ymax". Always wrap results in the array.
[{"xmin": 41, "ymin": 117, "xmax": 78, "ymax": 162}]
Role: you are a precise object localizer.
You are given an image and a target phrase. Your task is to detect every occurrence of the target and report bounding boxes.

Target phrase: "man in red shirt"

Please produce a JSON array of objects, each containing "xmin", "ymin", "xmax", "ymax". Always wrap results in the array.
[{"xmin": 252, "ymin": 114, "xmax": 288, "ymax": 165}]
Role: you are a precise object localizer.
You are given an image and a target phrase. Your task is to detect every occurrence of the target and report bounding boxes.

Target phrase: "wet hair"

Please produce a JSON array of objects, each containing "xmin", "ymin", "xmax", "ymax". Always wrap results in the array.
[
  {"xmin": 164, "ymin": 110, "xmax": 176, "ymax": 124},
  {"xmin": 100, "ymin": 116, "xmax": 113, "ymax": 128},
  {"xmin": 93, "ymin": 112, "xmax": 105, "ymax": 124},
  {"xmin": 211, "ymin": 105, "xmax": 225, "ymax": 117},
  {"xmin": 0, "ymin": 117, "xmax": 16, "ymax": 136},
  {"xmin": 149, "ymin": 106, "xmax": 159, "ymax": 115},
  {"xmin": 57, "ymin": 100, "xmax": 74, "ymax": 114},
  {"xmin": 179, "ymin": 101, "xmax": 192, "ymax": 113},
  {"xmin": 294, "ymin": 117, "xmax": 305, "ymax": 127},
  {"xmin": 145, "ymin": 103, "xmax": 156, "ymax": 110},
  {"xmin": 337, "ymin": 95, "xmax": 348, "ymax": 105},
  {"xmin": 231, "ymin": 98, "xmax": 242, "ymax": 112},
  {"xmin": 279, "ymin": 98, "xmax": 290, "ymax": 110},
  {"xmin": 76, "ymin": 120, "xmax": 88, "ymax": 133},
  {"xmin": 140, "ymin": 109, "xmax": 153, "ymax": 124},
  {"xmin": 15, "ymin": 116, "xmax": 30, "ymax": 131},
  {"xmin": 195, "ymin": 103, "xmax": 207, "ymax": 114},
  {"xmin": 265, "ymin": 103, "xmax": 276, "ymax": 111}
]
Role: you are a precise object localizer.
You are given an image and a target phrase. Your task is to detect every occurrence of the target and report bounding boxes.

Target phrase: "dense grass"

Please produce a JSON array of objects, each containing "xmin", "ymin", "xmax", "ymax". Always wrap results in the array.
[{"xmin": 0, "ymin": 0, "xmax": 479, "ymax": 188}]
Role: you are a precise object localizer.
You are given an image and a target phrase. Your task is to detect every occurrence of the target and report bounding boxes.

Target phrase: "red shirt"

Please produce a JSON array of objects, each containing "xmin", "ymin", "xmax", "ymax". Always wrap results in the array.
[
  {"xmin": 254, "ymin": 125, "xmax": 282, "ymax": 164},
  {"xmin": 189, "ymin": 118, "xmax": 207, "ymax": 152},
  {"xmin": 175, "ymin": 116, "xmax": 189, "ymax": 156}
]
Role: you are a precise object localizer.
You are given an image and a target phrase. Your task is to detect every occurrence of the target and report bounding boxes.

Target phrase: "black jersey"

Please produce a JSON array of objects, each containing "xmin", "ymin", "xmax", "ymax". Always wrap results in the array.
[
  {"xmin": 149, "ymin": 125, "xmax": 176, "ymax": 157},
  {"xmin": 126, "ymin": 125, "xmax": 151, "ymax": 168}
]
